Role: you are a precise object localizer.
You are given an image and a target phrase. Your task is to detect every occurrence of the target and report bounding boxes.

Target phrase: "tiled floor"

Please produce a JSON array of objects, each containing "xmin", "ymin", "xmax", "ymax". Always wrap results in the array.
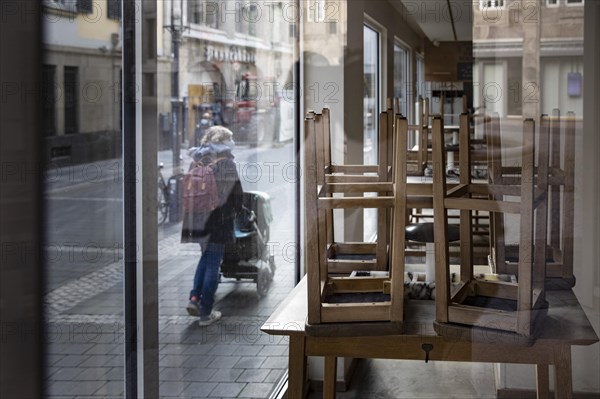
[{"xmin": 308, "ymin": 359, "xmax": 496, "ymax": 399}]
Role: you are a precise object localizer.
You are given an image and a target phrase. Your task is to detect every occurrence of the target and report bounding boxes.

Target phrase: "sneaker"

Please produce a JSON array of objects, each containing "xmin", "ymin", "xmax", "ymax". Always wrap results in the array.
[
  {"xmin": 186, "ymin": 296, "xmax": 200, "ymax": 317},
  {"xmin": 198, "ymin": 310, "xmax": 222, "ymax": 326}
]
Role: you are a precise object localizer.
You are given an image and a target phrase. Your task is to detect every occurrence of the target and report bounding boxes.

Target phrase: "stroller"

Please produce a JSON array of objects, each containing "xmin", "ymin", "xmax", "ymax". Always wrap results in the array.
[{"xmin": 221, "ymin": 191, "xmax": 276, "ymax": 297}]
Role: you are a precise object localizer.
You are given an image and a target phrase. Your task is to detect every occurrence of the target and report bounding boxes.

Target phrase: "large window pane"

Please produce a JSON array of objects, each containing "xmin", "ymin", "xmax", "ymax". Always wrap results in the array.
[
  {"xmin": 42, "ymin": 1, "xmax": 124, "ymax": 397},
  {"xmin": 156, "ymin": 1, "xmax": 297, "ymax": 397},
  {"xmin": 363, "ymin": 24, "xmax": 379, "ymax": 166},
  {"xmin": 363, "ymin": 24, "xmax": 379, "ymax": 242},
  {"xmin": 393, "ymin": 43, "xmax": 409, "ymax": 118}
]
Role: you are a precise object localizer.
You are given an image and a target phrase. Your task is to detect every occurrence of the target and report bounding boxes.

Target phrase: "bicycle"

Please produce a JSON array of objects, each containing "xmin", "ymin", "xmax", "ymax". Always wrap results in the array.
[{"xmin": 157, "ymin": 163, "xmax": 169, "ymax": 224}]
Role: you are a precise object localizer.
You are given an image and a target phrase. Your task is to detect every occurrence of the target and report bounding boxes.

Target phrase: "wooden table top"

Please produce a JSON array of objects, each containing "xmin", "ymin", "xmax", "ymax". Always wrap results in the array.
[{"xmin": 261, "ymin": 276, "xmax": 599, "ymax": 346}]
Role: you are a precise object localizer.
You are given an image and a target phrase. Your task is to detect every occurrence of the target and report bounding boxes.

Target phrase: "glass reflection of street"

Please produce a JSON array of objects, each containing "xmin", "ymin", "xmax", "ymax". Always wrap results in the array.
[{"xmin": 44, "ymin": 141, "xmax": 296, "ymax": 398}]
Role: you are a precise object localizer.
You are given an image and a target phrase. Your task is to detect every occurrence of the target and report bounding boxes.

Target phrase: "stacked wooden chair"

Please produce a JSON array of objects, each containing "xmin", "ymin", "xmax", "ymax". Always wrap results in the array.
[
  {"xmin": 304, "ymin": 109, "xmax": 410, "ymax": 333},
  {"xmin": 309, "ymin": 108, "xmax": 393, "ymax": 272},
  {"xmin": 405, "ymin": 96, "xmax": 429, "ymax": 176},
  {"xmin": 432, "ymin": 113, "xmax": 550, "ymax": 338},
  {"xmin": 489, "ymin": 110, "xmax": 576, "ymax": 289}
]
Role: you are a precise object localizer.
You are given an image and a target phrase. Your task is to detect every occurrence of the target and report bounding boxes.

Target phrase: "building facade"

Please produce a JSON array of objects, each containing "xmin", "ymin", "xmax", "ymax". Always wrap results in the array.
[
  {"xmin": 159, "ymin": 0, "xmax": 296, "ymax": 145},
  {"xmin": 42, "ymin": 0, "xmax": 123, "ymax": 164},
  {"xmin": 473, "ymin": 0, "xmax": 584, "ymax": 118}
]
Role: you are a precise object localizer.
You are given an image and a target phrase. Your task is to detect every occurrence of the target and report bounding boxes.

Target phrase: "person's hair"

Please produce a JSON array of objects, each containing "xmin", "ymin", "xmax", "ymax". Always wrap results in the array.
[{"xmin": 201, "ymin": 125, "xmax": 233, "ymax": 145}]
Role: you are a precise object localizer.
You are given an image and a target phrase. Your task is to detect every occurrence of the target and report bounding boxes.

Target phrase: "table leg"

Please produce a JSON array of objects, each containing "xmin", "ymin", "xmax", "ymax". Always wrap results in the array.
[
  {"xmin": 553, "ymin": 345, "xmax": 573, "ymax": 399},
  {"xmin": 288, "ymin": 335, "xmax": 307, "ymax": 399},
  {"xmin": 323, "ymin": 356, "xmax": 337, "ymax": 399},
  {"xmin": 535, "ymin": 364, "xmax": 550, "ymax": 399}
]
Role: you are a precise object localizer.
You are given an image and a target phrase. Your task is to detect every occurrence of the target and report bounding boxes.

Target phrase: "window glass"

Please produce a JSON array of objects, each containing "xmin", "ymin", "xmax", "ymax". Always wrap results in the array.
[
  {"xmin": 416, "ymin": 53, "xmax": 425, "ymax": 121},
  {"xmin": 471, "ymin": 8, "xmax": 592, "ymax": 395},
  {"xmin": 43, "ymin": 64, "xmax": 57, "ymax": 136},
  {"xmin": 157, "ymin": 1, "xmax": 298, "ymax": 397},
  {"xmin": 394, "ymin": 43, "xmax": 409, "ymax": 118},
  {"xmin": 363, "ymin": 24, "xmax": 379, "ymax": 242},
  {"xmin": 363, "ymin": 24, "xmax": 379, "ymax": 166},
  {"xmin": 37, "ymin": 0, "xmax": 598, "ymax": 397},
  {"xmin": 42, "ymin": 0, "xmax": 124, "ymax": 396}
]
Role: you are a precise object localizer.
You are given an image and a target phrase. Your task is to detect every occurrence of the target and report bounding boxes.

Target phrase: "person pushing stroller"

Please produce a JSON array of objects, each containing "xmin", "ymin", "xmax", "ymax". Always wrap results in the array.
[{"xmin": 181, "ymin": 126, "xmax": 243, "ymax": 326}]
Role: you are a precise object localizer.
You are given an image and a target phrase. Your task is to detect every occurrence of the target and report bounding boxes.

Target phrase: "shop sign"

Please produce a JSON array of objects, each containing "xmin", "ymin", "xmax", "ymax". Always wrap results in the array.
[{"xmin": 204, "ymin": 45, "xmax": 256, "ymax": 65}]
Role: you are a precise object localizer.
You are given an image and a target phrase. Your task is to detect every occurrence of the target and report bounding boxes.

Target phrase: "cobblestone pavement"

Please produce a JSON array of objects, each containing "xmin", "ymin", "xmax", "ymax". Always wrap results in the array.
[
  {"xmin": 44, "ymin": 228, "xmax": 295, "ymax": 398},
  {"xmin": 43, "ymin": 145, "xmax": 297, "ymax": 398}
]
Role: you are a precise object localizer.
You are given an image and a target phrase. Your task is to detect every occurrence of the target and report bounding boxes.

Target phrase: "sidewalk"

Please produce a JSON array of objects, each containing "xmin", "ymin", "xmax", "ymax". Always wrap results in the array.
[{"xmin": 44, "ymin": 145, "xmax": 297, "ymax": 398}]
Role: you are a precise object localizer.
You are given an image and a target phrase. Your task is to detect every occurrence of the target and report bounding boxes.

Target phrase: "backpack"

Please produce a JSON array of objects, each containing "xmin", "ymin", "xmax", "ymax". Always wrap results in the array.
[{"xmin": 182, "ymin": 159, "xmax": 222, "ymax": 213}]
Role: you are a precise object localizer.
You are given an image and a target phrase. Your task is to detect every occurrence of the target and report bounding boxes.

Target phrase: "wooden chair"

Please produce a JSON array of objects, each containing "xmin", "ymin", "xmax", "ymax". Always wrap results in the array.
[
  {"xmin": 304, "ymin": 112, "xmax": 409, "ymax": 329},
  {"xmin": 309, "ymin": 108, "xmax": 394, "ymax": 272},
  {"xmin": 489, "ymin": 110, "xmax": 576, "ymax": 289},
  {"xmin": 432, "ymin": 114, "xmax": 550, "ymax": 337},
  {"xmin": 405, "ymin": 96, "xmax": 429, "ymax": 176}
]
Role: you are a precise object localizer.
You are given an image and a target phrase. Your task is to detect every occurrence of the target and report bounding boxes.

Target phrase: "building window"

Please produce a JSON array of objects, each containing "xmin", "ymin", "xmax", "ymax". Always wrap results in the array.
[
  {"xmin": 363, "ymin": 24, "xmax": 379, "ymax": 166},
  {"xmin": 393, "ymin": 43, "xmax": 410, "ymax": 119},
  {"xmin": 247, "ymin": 4, "xmax": 259, "ymax": 36},
  {"xmin": 64, "ymin": 66, "xmax": 79, "ymax": 134},
  {"xmin": 566, "ymin": 0, "xmax": 584, "ymax": 5},
  {"xmin": 45, "ymin": 0, "xmax": 76, "ymax": 13},
  {"xmin": 328, "ymin": 22, "xmax": 337, "ymax": 35},
  {"xmin": 546, "ymin": 0, "xmax": 559, "ymax": 6},
  {"xmin": 235, "ymin": 5, "xmax": 244, "ymax": 33},
  {"xmin": 76, "ymin": 0, "xmax": 92, "ymax": 13},
  {"xmin": 416, "ymin": 54, "xmax": 425, "ymax": 101},
  {"xmin": 364, "ymin": 23, "xmax": 381, "ymax": 242},
  {"xmin": 189, "ymin": 0, "xmax": 219, "ymax": 29},
  {"xmin": 479, "ymin": 0, "xmax": 505, "ymax": 9},
  {"xmin": 107, "ymin": 0, "xmax": 121, "ymax": 20},
  {"xmin": 42, "ymin": 65, "xmax": 56, "ymax": 136},
  {"xmin": 146, "ymin": 18, "xmax": 156, "ymax": 59}
]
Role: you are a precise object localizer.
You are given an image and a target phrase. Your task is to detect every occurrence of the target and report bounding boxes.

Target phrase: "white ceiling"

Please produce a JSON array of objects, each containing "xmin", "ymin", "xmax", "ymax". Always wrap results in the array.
[{"xmin": 392, "ymin": 0, "xmax": 473, "ymax": 42}]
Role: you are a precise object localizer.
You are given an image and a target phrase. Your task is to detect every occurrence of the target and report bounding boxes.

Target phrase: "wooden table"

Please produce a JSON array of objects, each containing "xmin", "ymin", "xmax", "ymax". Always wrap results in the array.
[{"xmin": 261, "ymin": 277, "xmax": 598, "ymax": 399}]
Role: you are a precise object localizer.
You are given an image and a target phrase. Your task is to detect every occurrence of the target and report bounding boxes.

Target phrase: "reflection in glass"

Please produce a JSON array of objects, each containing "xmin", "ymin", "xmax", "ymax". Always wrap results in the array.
[
  {"xmin": 42, "ymin": 1, "xmax": 124, "ymax": 397},
  {"xmin": 394, "ymin": 43, "xmax": 409, "ymax": 118},
  {"xmin": 157, "ymin": 1, "xmax": 297, "ymax": 397},
  {"xmin": 363, "ymin": 24, "xmax": 379, "ymax": 243},
  {"xmin": 363, "ymin": 24, "xmax": 379, "ymax": 166}
]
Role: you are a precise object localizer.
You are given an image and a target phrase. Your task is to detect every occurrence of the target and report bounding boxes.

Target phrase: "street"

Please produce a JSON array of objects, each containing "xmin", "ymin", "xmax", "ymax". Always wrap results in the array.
[
  {"xmin": 44, "ymin": 141, "xmax": 297, "ymax": 291},
  {"xmin": 43, "ymin": 142, "xmax": 298, "ymax": 397}
]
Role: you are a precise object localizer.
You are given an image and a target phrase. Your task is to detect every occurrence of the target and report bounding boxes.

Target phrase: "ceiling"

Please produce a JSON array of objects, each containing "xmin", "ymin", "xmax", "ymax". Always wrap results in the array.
[{"xmin": 392, "ymin": 0, "xmax": 473, "ymax": 43}]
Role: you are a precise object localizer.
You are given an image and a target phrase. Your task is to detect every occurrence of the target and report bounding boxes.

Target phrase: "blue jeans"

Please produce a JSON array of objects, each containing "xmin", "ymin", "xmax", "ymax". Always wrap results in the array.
[{"xmin": 190, "ymin": 242, "xmax": 224, "ymax": 318}]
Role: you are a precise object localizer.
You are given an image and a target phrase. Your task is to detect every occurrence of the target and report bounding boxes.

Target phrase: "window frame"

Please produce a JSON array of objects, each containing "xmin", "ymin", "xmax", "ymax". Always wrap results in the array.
[
  {"xmin": 393, "ymin": 39, "xmax": 412, "ymax": 120},
  {"xmin": 566, "ymin": 0, "xmax": 584, "ymax": 6}
]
